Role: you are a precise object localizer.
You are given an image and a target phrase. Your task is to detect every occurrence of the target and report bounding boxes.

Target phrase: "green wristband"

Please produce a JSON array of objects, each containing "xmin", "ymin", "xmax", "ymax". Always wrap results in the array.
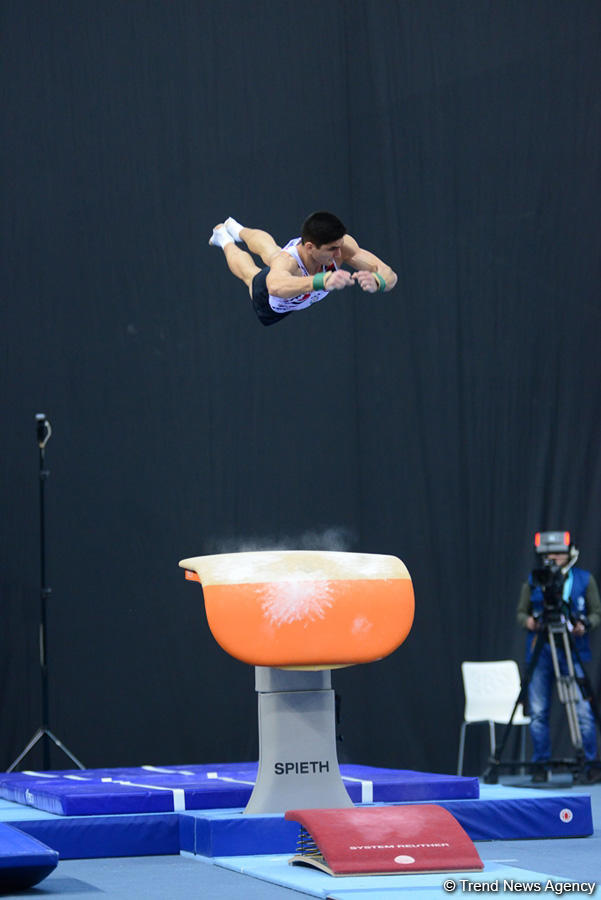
[
  {"xmin": 374, "ymin": 272, "xmax": 386, "ymax": 292},
  {"xmin": 312, "ymin": 272, "xmax": 326, "ymax": 291}
]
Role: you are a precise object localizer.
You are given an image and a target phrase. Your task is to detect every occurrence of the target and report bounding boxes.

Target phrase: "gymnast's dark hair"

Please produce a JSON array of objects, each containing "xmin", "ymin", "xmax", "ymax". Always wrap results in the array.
[{"xmin": 301, "ymin": 211, "xmax": 347, "ymax": 247}]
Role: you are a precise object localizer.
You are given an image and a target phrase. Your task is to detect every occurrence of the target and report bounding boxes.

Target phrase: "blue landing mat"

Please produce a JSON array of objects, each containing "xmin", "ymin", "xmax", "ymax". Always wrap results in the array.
[
  {"xmin": 0, "ymin": 822, "xmax": 58, "ymax": 892},
  {"xmin": 179, "ymin": 785, "xmax": 593, "ymax": 857},
  {"xmin": 0, "ymin": 764, "xmax": 478, "ymax": 816},
  {"xmin": 211, "ymin": 854, "xmax": 585, "ymax": 899},
  {"xmin": 0, "ymin": 802, "xmax": 180, "ymax": 860},
  {"xmin": 1, "ymin": 784, "xmax": 592, "ymax": 860}
]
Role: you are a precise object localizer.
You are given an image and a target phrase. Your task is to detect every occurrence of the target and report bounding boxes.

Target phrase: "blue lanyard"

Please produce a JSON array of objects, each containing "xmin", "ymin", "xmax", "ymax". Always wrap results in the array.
[{"xmin": 563, "ymin": 569, "xmax": 573, "ymax": 603}]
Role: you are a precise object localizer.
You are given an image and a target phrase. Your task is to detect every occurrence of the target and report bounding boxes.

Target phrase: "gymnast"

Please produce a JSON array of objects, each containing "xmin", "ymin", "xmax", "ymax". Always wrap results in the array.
[{"xmin": 209, "ymin": 211, "xmax": 397, "ymax": 326}]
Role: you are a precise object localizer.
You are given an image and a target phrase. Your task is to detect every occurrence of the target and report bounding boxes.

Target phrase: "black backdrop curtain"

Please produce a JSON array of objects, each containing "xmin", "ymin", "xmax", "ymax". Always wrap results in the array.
[{"xmin": 2, "ymin": 0, "xmax": 600, "ymax": 775}]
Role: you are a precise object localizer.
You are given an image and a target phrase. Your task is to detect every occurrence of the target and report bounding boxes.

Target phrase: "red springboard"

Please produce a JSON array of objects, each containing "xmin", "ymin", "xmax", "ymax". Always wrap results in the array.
[{"xmin": 285, "ymin": 804, "xmax": 484, "ymax": 875}]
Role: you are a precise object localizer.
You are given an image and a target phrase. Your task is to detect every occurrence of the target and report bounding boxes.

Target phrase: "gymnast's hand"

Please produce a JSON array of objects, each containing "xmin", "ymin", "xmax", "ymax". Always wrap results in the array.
[
  {"xmin": 324, "ymin": 269, "xmax": 354, "ymax": 291},
  {"xmin": 352, "ymin": 270, "xmax": 382, "ymax": 292}
]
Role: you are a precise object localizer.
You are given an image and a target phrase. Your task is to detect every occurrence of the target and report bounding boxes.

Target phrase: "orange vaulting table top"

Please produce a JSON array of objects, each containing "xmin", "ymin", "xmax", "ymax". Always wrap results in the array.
[{"xmin": 179, "ymin": 550, "xmax": 414, "ymax": 669}]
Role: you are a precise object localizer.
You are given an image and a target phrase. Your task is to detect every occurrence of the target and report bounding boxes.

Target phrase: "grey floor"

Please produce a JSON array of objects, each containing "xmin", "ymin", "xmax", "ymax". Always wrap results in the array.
[{"xmin": 7, "ymin": 781, "xmax": 601, "ymax": 899}]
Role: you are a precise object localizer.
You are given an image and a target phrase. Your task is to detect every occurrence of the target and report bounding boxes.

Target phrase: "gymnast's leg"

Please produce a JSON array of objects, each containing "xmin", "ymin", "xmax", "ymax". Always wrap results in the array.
[
  {"xmin": 209, "ymin": 220, "xmax": 290, "ymax": 326},
  {"xmin": 224, "ymin": 217, "xmax": 281, "ymax": 266},
  {"xmin": 209, "ymin": 223, "xmax": 262, "ymax": 291}
]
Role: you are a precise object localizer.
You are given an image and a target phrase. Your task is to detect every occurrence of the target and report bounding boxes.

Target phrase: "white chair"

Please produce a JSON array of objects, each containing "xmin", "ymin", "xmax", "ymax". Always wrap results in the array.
[{"xmin": 457, "ymin": 660, "xmax": 531, "ymax": 776}]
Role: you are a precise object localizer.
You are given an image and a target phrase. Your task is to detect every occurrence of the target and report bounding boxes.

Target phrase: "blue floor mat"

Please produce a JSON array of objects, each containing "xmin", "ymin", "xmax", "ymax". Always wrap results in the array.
[{"xmin": 212, "ymin": 853, "xmax": 575, "ymax": 899}]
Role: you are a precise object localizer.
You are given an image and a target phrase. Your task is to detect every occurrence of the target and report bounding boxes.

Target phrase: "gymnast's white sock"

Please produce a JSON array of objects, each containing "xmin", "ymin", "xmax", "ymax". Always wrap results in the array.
[
  {"xmin": 224, "ymin": 217, "xmax": 245, "ymax": 242},
  {"xmin": 209, "ymin": 224, "xmax": 234, "ymax": 248}
]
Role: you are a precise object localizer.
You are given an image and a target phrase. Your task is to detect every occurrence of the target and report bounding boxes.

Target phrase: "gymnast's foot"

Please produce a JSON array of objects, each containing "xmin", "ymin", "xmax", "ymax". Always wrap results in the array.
[
  {"xmin": 209, "ymin": 223, "xmax": 233, "ymax": 249},
  {"xmin": 224, "ymin": 216, "xmax": 245, "ymax": 242}
]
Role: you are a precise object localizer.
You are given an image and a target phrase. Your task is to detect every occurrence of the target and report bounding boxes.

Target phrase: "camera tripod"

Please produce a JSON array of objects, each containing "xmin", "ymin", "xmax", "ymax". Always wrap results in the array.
[{"xmin": 483, "ymin": 617, "xmax": 601, "ymax": 784}]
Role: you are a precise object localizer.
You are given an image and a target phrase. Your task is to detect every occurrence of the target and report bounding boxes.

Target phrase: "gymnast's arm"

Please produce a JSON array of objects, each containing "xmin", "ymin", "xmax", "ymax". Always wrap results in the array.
[
  {"xmin": 342, "ymin": 234, "xmax": 398, "ymax": 293},
  {"xmin": 265, "ymin": 250, "xmax": 352, "ymax": 299}
]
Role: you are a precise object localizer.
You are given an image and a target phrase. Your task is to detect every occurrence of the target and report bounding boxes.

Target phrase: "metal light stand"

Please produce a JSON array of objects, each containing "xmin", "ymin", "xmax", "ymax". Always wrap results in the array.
[{"xmin": 7, "ymin": 414, "xmax": 84, "ymax": 772}]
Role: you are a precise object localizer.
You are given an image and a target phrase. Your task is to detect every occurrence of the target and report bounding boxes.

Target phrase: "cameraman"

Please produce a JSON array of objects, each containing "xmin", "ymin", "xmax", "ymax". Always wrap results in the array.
[{"xmin": 517, "ymin": 531, "xmax": 601, "ymax": 783}]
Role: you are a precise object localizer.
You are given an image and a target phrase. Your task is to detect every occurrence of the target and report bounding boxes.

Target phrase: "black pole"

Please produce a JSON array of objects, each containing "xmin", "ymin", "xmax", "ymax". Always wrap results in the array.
[
  {"xmin": 38, "ymin": 418, "xmax": 51, "ymax": 769},
  {"xmin": 6, "ymin": 415, "xmax": 85, "ymax": 772}
]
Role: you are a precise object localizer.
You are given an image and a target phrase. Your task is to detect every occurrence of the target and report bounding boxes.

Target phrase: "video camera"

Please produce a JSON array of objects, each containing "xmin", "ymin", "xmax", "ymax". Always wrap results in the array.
[{"xmin": 531, "ymin": 531, "xmax": 576, "ymax": 626}]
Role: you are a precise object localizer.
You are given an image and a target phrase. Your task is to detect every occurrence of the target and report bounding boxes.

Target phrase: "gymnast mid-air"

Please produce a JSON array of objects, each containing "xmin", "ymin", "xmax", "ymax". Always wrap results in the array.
[{"xmin": 209, "ymin": 211, "xmax": 397, "ymax": 326}]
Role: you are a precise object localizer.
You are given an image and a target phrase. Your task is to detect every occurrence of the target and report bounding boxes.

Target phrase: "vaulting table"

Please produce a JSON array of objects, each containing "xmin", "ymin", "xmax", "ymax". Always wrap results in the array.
[{"xmin": 180, "ymin": 550, "xmax": 414, "ymax": 814}]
